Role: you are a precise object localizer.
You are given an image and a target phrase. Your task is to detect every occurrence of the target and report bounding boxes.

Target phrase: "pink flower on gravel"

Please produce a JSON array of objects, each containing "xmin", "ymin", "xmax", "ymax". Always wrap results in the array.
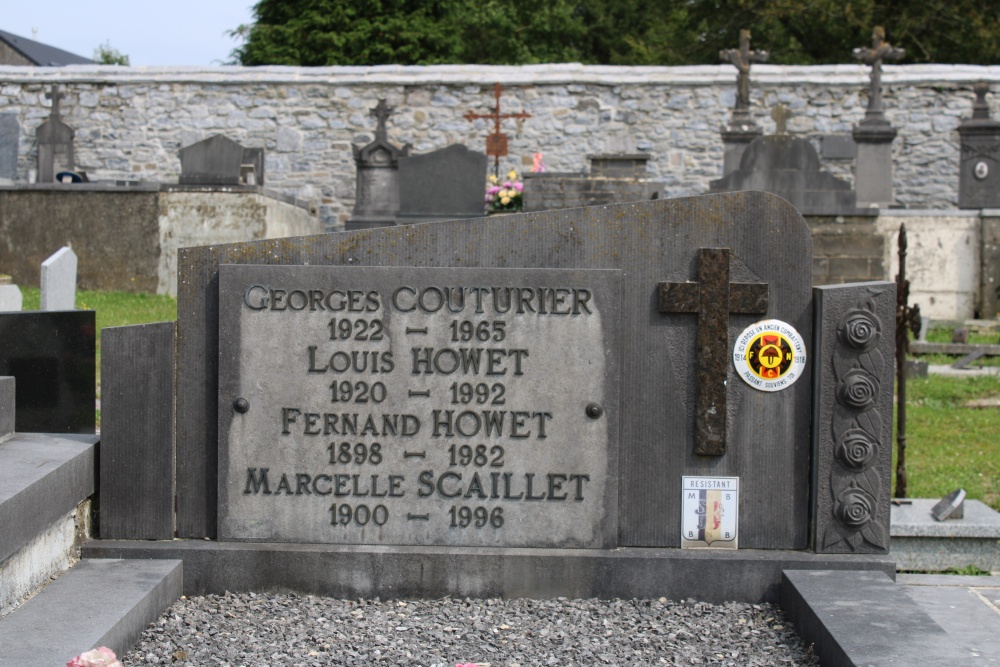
[{"xmin": 67, "ymin": 647, "xmax": 123, "ymax": 667}]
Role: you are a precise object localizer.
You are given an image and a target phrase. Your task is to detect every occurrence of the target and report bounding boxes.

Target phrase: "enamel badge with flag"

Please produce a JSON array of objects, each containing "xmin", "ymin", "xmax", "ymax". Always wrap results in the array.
[{"xmin": 681, "ymin": 477, "xmax": 739, "ymax": 549}]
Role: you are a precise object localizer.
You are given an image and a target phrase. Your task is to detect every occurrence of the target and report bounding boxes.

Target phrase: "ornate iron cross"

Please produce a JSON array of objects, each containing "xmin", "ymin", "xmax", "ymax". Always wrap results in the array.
[
  {"xmin": 658, "ymin": 248, "xmax": 769, "ymax": 456},
  {"xmin": 464, "ymin": 82, "xmax": 531, "ymax": 177}
]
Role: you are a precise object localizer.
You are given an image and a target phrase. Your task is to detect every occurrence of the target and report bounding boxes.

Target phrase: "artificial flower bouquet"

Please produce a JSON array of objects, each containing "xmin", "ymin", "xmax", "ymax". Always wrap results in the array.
[
  {"xmin": 67, "ymin": 646, "xmax": 123, "ymax": 667},
  {"xmin": 485, "ymin": 170, "xmax": 523, "ymax": 212}
]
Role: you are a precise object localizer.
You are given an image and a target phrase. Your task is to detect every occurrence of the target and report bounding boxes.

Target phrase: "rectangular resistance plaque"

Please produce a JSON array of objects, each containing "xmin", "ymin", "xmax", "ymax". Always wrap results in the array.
[{"xmin": 218, "ymin": 265, "xmax": 621, "ymax": 548}]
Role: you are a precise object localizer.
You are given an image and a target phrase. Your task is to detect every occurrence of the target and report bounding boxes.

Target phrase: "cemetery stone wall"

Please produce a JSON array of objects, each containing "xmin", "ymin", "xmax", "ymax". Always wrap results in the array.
[{"xmin": 0, "ymin": 64, "xmax": 996, "ymax": 230}]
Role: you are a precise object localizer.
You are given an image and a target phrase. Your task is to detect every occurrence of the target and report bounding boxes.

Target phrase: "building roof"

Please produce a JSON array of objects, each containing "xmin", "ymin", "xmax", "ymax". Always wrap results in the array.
[{"xmin": 0, "ymin": 29, "xmax": 95, "ymax": 66}]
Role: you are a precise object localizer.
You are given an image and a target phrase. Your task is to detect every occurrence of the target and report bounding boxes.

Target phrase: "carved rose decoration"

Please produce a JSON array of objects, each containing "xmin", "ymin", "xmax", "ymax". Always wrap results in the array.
[
  {"xmin": 839, "ymin": 307, "xmax": 880, "ymax": 351},
  {"xmin": 837, "ymin": 368, "xmax": 879, "ymax": 411},
  {"xmin": 835, "ymin": 429, "xmax": 878, "ymax": 471},
  {"xmin": 835, "ymin": 487, "xmax": 875, "ymax": 528}
]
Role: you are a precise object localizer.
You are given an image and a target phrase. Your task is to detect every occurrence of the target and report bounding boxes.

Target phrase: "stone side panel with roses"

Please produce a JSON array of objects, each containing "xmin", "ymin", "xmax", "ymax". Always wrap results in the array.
[{"xmin": 811, "ymin": 281, "xmax": 896, "ymax": 554}]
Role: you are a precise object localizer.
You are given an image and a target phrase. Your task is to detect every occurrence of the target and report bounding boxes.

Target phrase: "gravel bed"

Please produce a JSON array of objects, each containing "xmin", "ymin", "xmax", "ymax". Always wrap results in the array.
[{"xmin": 122, "ymin": 593, "xmax": 820, "ymax": 666}]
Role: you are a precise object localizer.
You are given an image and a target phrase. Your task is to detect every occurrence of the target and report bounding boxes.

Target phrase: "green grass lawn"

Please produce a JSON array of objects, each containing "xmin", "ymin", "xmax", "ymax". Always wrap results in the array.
[
  {"xmin": 15, "ymin": 289, "xmax": 1000, "ymax": 510},
  {"xmin": 895, "ymin": 374, "xmax": 1000, "ymax": 511}
]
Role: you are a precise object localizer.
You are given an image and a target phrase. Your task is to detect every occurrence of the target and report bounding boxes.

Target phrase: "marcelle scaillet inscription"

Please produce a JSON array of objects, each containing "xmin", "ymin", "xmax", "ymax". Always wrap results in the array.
[{"xmin": 218, "ymin": 265, "xmax": 619, "ymax": 548}]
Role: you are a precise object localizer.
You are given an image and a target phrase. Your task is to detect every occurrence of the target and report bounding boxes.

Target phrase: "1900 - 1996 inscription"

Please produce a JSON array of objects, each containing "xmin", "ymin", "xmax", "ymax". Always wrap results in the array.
[{"xmin": 218, "ymin": 265, "xmax": 621, "ymax": 548}]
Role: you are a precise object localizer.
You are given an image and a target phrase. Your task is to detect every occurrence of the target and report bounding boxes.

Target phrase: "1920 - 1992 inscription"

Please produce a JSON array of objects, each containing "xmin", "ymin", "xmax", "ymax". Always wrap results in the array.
[{"xmin": 218, "ymin": 265, "xmax": 621, "ymax": 548}]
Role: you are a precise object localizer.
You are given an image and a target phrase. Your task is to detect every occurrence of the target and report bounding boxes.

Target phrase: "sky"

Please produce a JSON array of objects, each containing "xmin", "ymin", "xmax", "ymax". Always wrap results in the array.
[{"xmin": 3, "ymin": 1, "xmax": 255, "ymax": 66}]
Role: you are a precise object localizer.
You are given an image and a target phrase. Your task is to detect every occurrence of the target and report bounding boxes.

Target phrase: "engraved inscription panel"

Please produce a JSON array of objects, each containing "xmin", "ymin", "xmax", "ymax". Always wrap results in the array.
[{"xmin": 218, "ymin": 266, "xmax": 621, "ymax": 548}]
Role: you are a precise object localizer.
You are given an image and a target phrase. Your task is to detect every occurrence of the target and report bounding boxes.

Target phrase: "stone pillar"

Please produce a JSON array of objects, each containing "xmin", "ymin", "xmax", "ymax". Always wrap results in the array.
[
  {"xmin": 721, "ymin": 125, "xmax": 762, "ymax": 176},
  {"xmin": 982, "ymin": 212, "xmax": 1000, "ymax": 319},
  {"xmin": 958, "ymin": 83, "xmax": 1000, "ymax": 210},
  {"xmin": 853, "ymin": 122, "xmax": 897, "ymax": 208}
]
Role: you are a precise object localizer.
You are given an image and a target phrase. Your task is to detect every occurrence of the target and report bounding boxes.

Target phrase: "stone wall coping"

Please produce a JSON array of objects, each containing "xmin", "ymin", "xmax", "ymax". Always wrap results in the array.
[
  {"xmin": 877, "ymin": 209, "xmax": 983, "ymax": 217},
  {"xmin": 1, "ymin": 63, "xmax": 998, "ymax": 87},
  {"xmin": 0, "ymin": 182, "xmax": 312, "ymax": 211}
]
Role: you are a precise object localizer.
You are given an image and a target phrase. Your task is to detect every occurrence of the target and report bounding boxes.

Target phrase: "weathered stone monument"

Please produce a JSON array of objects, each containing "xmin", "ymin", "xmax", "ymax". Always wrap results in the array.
[
  {"xmin": 852, "ymin": 27, "xmax": 905, "ymax": 207},
  {"xmin": 179, "ymin": 135, "xmax": 263, "ymax": 186},
  {"xmin": 0, "ymin": 275, "xmax": 22, "ymax": 311},
  {"xmin": 396, "ymin": 144, "xmax": 488, "ymax": 223},
  {"xmin": 0, "ymin": 113, "xmax": 20, "ymax": 183},
  {"xmin": 89, "ymin": 192, "xmax": 896, "ymax": 606},
  {"xmin": 709, "ymin": 105, "xmax": 857, "ymax": 214},
  {"xmin": 719, "ymin": 29, "xmax": 769, "ymax": 176},
  {"xmin": 35, "ymin": 86, "xmax": 75, "ymax": 184},
  {"xmin": 40, "ymin": 245, "xmax": 77, "ymax": 311},
  {"xmin": 346, "ymin": 99, "xmax": 411, "ymax": 231},
  {"xmin": 958, "ymin": 82, "xmax": 1000, "ymax": 209}
]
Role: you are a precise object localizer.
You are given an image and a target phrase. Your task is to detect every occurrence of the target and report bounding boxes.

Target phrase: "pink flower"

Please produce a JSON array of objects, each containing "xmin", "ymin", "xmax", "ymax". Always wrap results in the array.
[
  {"xmin": 513, "ymin": 182, "xmax": 524, "ymax": 193},
  {"xmin": 67, "ymin": 647, "xmax": 122, "ymax": 667},
  {"xmin": 503, "ymin": 181, "xmax": 512, "ymax": 188},
  {"xmin": 532, "ymin": 152, "xmax": 546, "ymax": 173},
  {"xmin": 486, "ymin": 185, "xmax": 501, "ymax": 195}
]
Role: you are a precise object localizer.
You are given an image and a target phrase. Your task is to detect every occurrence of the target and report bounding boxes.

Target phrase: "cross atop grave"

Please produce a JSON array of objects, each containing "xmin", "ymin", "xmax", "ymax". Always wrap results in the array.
[
  {"xmin": 370, "ymin": 99, "xmax": 393, "ymax": 142},
  {"xmin": 464, "ymin": 82, "xmax": 531, "ymax": 178},
  {"xmin": 852, "ymin": 26, "xmax": 905, "ymax": 124},
  {"xmin": 45, "ymin": 86, "xmax": 65, "ymax": 119},
  {"xmin": 658, "ymin": 248, "xmax": 769, "ymax": 456},
  {"xmin": 772, "ymin": 104, "xmax": 791, "ymax": 135},
  {"xmin": 720, "ymin": 29, "xmax": 769, "ymax": 125}
]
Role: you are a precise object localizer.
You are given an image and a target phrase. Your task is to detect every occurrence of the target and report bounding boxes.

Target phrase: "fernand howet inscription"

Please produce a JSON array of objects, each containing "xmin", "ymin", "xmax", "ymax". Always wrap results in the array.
[{"xmin": 218, "ymin": 265, "xmax": 621, "ymax": 548}]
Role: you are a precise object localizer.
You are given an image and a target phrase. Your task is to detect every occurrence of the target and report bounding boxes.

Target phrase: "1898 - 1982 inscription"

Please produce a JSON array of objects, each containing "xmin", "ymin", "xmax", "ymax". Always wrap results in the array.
[{"xmin": 218, "ymin": 265, "xmax": 621, "ymax": 548}]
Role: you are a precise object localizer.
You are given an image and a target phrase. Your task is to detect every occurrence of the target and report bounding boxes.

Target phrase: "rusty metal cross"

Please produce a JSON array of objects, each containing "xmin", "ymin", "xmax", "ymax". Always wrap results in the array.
[
  {"xmin": 658, "ymin": 248, "xmax": 769, "ymax": 456},
  {"xmin": 464, "ymin": 82, "xmax": 531, "ymax": 177}
]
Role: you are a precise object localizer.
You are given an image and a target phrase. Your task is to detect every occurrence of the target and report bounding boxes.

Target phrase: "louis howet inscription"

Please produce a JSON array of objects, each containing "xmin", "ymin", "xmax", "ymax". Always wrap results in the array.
[{"xmin": 218, "ymin": 265, "xmax": 621, "ymax": 548}]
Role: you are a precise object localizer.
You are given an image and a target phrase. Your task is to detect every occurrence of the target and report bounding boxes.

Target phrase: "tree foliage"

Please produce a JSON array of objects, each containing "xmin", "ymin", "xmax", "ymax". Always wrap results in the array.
[
  {"xmin": 94, "ymin": 41, "xmax": 130, "ymax": 66},
  {"xmin": 229, "ymin": 0, "xmax": 1000, "ymax": 66}
]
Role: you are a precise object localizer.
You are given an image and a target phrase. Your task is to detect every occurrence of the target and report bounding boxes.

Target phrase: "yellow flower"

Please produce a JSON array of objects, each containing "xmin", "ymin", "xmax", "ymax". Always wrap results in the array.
[
  {"xmin": 500, "ymin": 196, "xmax": 511, "ymax": 205},
  {"xmin": 489, "ymin": 174, "xmax": 499, "ymax": 185},
  {"xmin": 508, "ymin": 170, "xmax": 518, "ymax": 180},
  {"xmin": 498, "ymin": 189, "xmax": 509, "ymax": 198}
]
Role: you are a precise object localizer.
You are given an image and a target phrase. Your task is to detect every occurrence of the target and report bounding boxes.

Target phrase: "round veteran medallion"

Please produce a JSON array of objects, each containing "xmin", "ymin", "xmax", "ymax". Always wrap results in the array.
[{"xmin": 733, "ymin": 319, "xmax": 806, "ymax": 392}]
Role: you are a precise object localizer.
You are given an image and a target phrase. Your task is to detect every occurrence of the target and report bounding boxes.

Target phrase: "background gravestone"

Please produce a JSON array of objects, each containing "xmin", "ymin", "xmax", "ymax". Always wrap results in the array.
[
  {"xmin": 958, "ymin": 83, "xmax": 1000, "ymax": 209},
  {"xmin": 179, "ymin": 135, "xmax": 246, "ymax": 186},
  {"xmin": 40, "ymin": 246, "xmax": 77, "ymax": 311},
  {"xmin": 0, "ymin": 114, "xmax": 20, "ymax": 182},
  {"xmin": 347, "ymin": 100, "xmax": 411, "ymax": 231},
  {"xmin": 36, "ymin": 88, "xmax": 75, "ymax": 184},
  {"xmin": 0, "ymin": 275, "xmax": 22, "ymax": 311},
  {"xmin": 396, "ymin": 144, "xmax": 488, "ymax": 224}
]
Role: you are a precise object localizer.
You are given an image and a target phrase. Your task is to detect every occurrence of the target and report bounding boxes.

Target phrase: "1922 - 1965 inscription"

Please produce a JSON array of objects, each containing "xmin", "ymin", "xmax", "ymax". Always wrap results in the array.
[{"xmin": 218, "ymin": 265, "xmax": 621, "ymax": 548}]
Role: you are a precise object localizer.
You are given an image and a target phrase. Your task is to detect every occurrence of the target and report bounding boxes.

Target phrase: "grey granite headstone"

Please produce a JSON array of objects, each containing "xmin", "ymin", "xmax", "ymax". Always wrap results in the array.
[
  {"xmin": 36, "ymin": 87, "xmax": 75, "ymax": 184},
  {"xmin": 958, "ymin": 83, "xmax": 1000, "ymax": 209},
  {"xmin": 396, "ymin": 144, "xmax": 488, "ymax": 223},
  {"xmin": 178, "ymin": 134, "xmax": 245, "ymax": 186},
  {"xmin": 40, "ymin": 246, "xmax": 77, "ymax": 311},
  {"xmin": 0, "ymin": 276, "xmax": 22, "ymax": 312},
  {"xmin": 0, "ymin": 375, "xmax": 13, "ymax": 438},
  {"xmin": 347, "ymin": 99, "xmax": 411, "ymax": 231},
  {"xmin": 811, "ymin": 281, "xmax": 895, "ymax": 554},
  {"xmin": 176, "ymin": 192, "xmax": 815, "ymax": 550},
  {"xmin": 709, "ymin": 134, "xmax": 857, "ymax": 215},
  {"xmin": 218, "ymin": 265, "xmax": 621, "ymax": 547},
  {"xmin": 0, "ymin": 114, "xmax": 20, "ymax": 182}
]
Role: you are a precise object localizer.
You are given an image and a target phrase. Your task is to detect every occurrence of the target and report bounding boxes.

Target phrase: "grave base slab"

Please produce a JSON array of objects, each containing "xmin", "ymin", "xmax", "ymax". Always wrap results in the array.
[{"xmin": 83, "ymin": 540, "xmax": 894, "ymax": 603}]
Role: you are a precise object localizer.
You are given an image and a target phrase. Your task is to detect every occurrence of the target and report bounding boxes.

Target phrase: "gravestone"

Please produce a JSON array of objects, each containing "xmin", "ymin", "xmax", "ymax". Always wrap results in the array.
[
  {"xmin": 36, "ymin": 87, "xmax": 75, "ymax": 184},
  {"xmin": 179, "ymin": 135, "xmax": 247, "ymax": 186},
  {"xmin": 852, "ymin": 27, "xmax": 904, "ymax": 207},
  {"xmin": 958, "ymin": 83, "xmax": 1000, "ymax": 209},
  {"xmin": 91, "ymin": 192, "xmax": 895, "ymax": 602},
  {"xmin": 396, "ymin": 144, "xmax": 488, "ymax": 224},
  {"xmin": 709, "ymin": 107, "xmax": 857, "ymax": 215},
  {"xmin": 241, "ymin": 147, "xmax": 265, "ymax": 186},
  {"xmin": 0, "ymin": 113, "xmax": 20, "ymax": 182},
  {"xmin": 0, "ymin": 310, "xmax": 96, "ymax": 433},
  {"xmin": 347, "ymin": 99, "xmax": 411, "ymax": 231},
  {"xmin": 40, "ymin": 246, "xmax": 77, "ymax": 311},
  {"xmin": 0, "ymin": 275, "xmax": 22, "ymax": 311}
]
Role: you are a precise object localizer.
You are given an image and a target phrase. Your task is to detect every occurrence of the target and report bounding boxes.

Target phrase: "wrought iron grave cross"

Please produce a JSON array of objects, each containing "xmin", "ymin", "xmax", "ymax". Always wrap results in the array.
[
  {"xmin": 464, "ymin": 82, "xmax": 531, "ymax": 177},
  {"xmin": 720, "ymin": 29, "xmax": 769, "ymax": 124},
  {"xmin": 658, "ymin": 248, "xmax": 769, "ymax": 456},
  {"xmin": 852, "ymin": 27, "xmax": 905, "ymax": 123}
]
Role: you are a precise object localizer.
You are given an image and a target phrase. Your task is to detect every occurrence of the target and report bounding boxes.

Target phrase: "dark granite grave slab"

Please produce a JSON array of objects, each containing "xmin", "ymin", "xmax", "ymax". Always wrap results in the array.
[
  {"xmin": 179, "ymin": 134, "xmax": 245, "ymax": 186},
  {"xmin": 176, "ymin": 193, "xmax": 813, "ymax": 547},
  {"xmin": 0, "ymin": 310, "xmax": 95, "ymax": 434},
  {"xmin": 396, "ymin": 144, "xmax": 488, "ymax": 223},
  {"xmin": 0, "ymin": 113, "xmax": 19, "ymax": 181}
]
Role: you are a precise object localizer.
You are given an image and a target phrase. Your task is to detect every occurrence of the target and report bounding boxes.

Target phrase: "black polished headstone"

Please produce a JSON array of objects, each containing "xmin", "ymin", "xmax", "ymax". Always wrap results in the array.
[
  {"xmin": 0, "ymin": 114, "xmax": 20, "ymax": 181},
  {"xmin": 958, "ymin": 83, "xmax": 1000, "ymax": 209},
  {"xmin": 396, "ymin": 144, "xmax": 488, "ymax": 224},
  {"xmin": 0, "ymin": 310, "xmax": 95, "ymax": 434},
  {"xmin": 178, "ymin": 134, "xmax": 245, "ymax": 186}
]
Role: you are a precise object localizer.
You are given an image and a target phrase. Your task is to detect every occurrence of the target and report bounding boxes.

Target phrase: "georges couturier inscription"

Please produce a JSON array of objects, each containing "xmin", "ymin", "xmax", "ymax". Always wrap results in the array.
[{"xmin": 218, "ymin": 265, "xmax": 621, "ymax": 548}]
